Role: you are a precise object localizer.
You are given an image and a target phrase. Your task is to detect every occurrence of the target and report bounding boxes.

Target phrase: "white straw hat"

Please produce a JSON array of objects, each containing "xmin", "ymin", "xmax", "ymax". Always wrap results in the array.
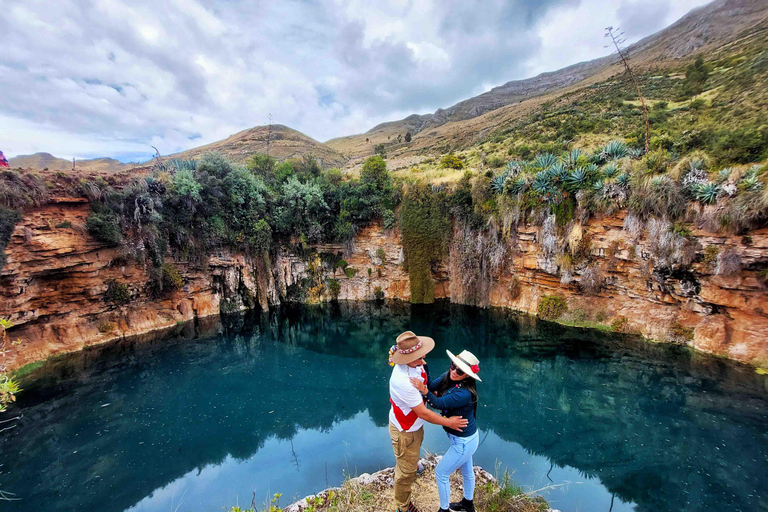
[{"xmin": 446, "ymin": 349, "xmax": 482, "ymax": 381}]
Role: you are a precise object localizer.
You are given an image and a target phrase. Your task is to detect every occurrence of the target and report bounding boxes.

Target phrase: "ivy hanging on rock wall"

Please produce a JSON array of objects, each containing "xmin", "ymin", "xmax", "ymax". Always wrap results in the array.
[{"xmin": 400, "ymin": 184, "xmax": 450, "ymax": 303}]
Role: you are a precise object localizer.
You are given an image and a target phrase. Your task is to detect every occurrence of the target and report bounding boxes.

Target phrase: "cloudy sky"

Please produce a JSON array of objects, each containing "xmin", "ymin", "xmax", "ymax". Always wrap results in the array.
[{"xmin": 0, "ymin": 0, "xmax": 711, "ymax": 162}]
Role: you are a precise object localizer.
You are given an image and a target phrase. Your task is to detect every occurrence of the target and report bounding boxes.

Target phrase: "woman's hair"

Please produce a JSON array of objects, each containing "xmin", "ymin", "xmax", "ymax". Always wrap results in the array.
[{"xmin": 435, "ymin": 369, "xmax": 478, "ymax": 418}]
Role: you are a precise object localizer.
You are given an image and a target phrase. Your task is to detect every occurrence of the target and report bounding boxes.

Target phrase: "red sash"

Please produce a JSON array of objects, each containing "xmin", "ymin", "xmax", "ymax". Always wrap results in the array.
[{"xmin": 390, "ymin": 368, "xmax": 428, "ymax": 431}]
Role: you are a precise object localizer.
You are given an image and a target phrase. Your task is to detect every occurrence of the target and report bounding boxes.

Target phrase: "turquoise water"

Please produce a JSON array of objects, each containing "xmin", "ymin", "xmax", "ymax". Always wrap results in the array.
[{"xmin": 2, "ymin": 302, "xmax": 767, "ymax": 512}]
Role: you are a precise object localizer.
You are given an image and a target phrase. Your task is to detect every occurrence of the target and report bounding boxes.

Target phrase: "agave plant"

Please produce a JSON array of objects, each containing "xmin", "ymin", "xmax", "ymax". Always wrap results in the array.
[
  {"xmin": 509, "ymin": 177, "xmax": 528, "ymax": 194},
  {"xmin": 616, "ymin": 173, "xmax": 631, "ymax": 188},
  {"xmin": 566, "ymin": 167, "xmax": 590, "ymax": 190},
  {"xmin": 548, "ymin": 162, "xmax": 568, "ymax": 184},
  {"xmin": 601, "ymin": 140, "xmax": 629, "ymax": 161},
  {"xmin": 167, "ymin": 158, "xmax": 198, "ymax": 171},
  {"xmin": 490, "ymin": 172, "xmax": 509, "ymax": 194},
  {"xmin": 532, "ymin": 173, "xmax": 555, "ymax": 195},
  {"xmin": 650, "ymin": 176, "xmax": 666, "ymax": 188},
  {"xmin": 689, "ymin": 157, "xmax": 707, "ymax": 171},
  {"xmin": 505, "ymin": 160, "xmax": 523, "ymax": 175},
  {"xmin": 602, "ymin": 162, "xmax": 620, "ymax": 178},
  {"xmin": 695, "ymin": 182, "xmax": 721, "ymax": 204},
  {"xmin": 533, "ymin": 153, "xmax": 558, "ymax": 170},
  {"xmin": 716, "ymin": 168, "xmax": 732, "ymax": 183},
  {"xmin": 592, "ymin": 180, "xmax": 604, "ymax": 191},
  {"xmin": 565, "ymin": 148, "xmax": 583, "ymax": 168}
]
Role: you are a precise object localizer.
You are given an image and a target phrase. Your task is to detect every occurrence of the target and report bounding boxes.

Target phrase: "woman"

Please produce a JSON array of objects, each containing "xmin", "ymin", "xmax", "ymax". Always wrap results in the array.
[{"xmin": 411, "ymin": 350, "xmax": 481, "ymax": 512}]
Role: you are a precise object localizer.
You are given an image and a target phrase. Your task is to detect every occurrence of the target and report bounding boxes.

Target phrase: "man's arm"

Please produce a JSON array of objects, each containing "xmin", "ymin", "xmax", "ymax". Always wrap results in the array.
[{"xmin": 411, "ymin": 403, "xmax": 467, "ymax": 431}]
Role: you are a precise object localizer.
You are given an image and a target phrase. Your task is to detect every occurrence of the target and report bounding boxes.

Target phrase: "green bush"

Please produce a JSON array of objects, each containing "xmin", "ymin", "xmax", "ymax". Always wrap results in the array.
[
  {"xmin": 162, "ymin": 263, "xmax": 184, "ymax": 291},
  {"xmin": 344, "ymin": 267, "xmax": 357, "ymax": 278},
  {"xmin": 439, "ymin": 154, "xmax": 465, "ymax": 170},
  {"xmin": 327, "ymin": 278, "xmax": 341, "ymax": 300},
  {"xmin": 374, "ymin": 286, "xmax": 385, "ymax": 301},
  {"xmin": 104, "ymin": 279, "xmax": 131, "ymax": 305},
  {"xmin": 85, "ymin": 211, "xmax": 122, "ymax": 246},
  {"xmin": 0, "ymin": 207, "xmax": 21, "ymax": 270},
  {"xmin": 376, "ymin": 247, "xmax": 386, "ymax": 263},
  {"xmin": 537, "ymin": 294, "xmax": 568, "ymax": 320},
  {"xmin": 611, "ymin": 316, "xmax": 630, "ymax": 333}
]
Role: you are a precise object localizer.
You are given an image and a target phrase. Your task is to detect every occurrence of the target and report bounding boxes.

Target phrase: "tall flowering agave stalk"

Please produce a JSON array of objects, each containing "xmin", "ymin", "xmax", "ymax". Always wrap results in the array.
[{"xmin": 565, "ymin": 148, "xmax": 583, "ymax": 168}]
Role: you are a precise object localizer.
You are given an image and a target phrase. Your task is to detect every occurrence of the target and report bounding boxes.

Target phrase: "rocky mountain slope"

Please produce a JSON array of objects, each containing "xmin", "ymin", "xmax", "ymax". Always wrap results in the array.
[
  {"xmin": 326, "ymin": 0, "xmax": 768, "ymax": 159},
  {"xmin": 167, "ymin": 124, "xmax": 347, "ymax": 167},
  {"xmin": 8, "ymin": 153, "xmax": 136, "ymax": 173}
]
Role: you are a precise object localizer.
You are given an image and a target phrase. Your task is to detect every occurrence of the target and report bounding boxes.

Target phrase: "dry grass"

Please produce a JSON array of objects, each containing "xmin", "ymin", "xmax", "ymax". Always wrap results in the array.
[{"xmin": 268, "ymin": 455, "xmax": 548, "ymax": 512}]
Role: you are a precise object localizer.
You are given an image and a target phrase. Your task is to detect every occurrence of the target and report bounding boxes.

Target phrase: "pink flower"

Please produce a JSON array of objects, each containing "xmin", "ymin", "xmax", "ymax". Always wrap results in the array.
[{"xmin": 470, "ymin": 364, "xmax": 480, "ymax": 373}]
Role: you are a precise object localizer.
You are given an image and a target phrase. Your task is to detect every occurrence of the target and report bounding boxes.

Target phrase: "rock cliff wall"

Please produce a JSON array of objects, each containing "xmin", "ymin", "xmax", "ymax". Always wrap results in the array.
[{"xmin": 1, "ymin": 201, "xmax": 766, "ymax": 370}]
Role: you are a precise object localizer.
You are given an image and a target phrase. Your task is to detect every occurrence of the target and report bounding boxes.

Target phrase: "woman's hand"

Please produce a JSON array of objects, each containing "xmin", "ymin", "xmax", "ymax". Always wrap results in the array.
[{"xmin": 409, "ymin": 377, "xmax": 428, "ymax": 395}]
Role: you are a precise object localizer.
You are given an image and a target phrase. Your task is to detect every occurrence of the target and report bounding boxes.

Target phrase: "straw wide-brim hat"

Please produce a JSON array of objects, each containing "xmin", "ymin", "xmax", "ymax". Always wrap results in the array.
[
  {"xmin": 390, "ymin": 331, "xmax": 435, "ymax": 365},
  {"xmin": 447, "ymin": 350, "xmax": 482, "ymax": 381}
]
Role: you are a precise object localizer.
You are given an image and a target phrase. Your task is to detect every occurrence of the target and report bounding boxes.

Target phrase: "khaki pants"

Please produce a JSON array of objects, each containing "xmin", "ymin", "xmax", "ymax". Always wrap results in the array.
[{"xmin": 389, "ymin": 422, "xmax": 424, "ymax": 511}]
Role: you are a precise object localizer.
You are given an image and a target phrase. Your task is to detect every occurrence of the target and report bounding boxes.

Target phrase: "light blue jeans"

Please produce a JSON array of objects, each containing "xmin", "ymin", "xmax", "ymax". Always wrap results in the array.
[{"xmin": 435, "ymin": 430, "xmax": 479, "ymax": 510}]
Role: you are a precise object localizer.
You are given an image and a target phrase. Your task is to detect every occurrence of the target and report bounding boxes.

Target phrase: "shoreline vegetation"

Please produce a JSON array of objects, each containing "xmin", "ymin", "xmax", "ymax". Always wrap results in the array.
[{"xmin": 231, "ymin": 455, "xmax": 556, "ymax": 512}]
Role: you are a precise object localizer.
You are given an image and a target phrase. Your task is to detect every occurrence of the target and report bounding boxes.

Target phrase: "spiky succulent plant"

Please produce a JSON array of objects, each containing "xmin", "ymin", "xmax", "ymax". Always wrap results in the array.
[
  {"xmin": 508, "ymin": 177, "xmax": 528, "ymax": 194},
  {"xmin": 565, "ymin": 148, "xmax": 583, "ymax": 168},
  {"xmin": 532, "ymin": 173, "xmax": 555, "ymax": 195},
  {"xmin": 592, "ymin": 180, "xmax": 604, "ymax": 191},
  {"xmin": 695, "ymin": 182, "xmax": 721, "ymax": 204},
  {"xmin": 616, "ymin": 173, "xmax": 631, "ymax": 188},
  {"xmin": 602, "ymin": 163, "xmax": 620, "ymax": 178},
  {"xmin": 167, "ymin": 159, "xmax": 198, "ymax": 171},
  {"xmin": 716, "ymin": 168, "xmax": 732, "ymax": 183},
  {"xmin": 490, "ymin": 172, "xmax": 508, "ymax": 194},
  {"xmin": 533, "ymin": 153, "xmax": 558, "ymax": 170},
  {"xmin": 566, "ymin": 167, "xmax": 589, "ymax": 190},
  {"xmin": 505, "ymin": 160, "xmax": 523, "ymax": 175},
  {"xmin": 548, "ymin": 162, "xmax": 568, "ymax": 184},
  {"xmin": 601, "ymin": 140, "xmax": 629, "ymax": 161}
]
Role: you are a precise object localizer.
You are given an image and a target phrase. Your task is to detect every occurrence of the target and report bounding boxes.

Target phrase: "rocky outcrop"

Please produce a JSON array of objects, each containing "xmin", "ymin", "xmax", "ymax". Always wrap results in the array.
[{"xmin": 1, "ymin": 202, "xmax": 767, "ymax": 371}]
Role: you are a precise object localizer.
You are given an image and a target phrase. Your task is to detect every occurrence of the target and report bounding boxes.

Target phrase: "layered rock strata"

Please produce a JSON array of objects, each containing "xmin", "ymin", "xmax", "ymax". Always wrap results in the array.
[{"xmin": 1, "ymin": 201, "xmax": 766, "ymax": 370}]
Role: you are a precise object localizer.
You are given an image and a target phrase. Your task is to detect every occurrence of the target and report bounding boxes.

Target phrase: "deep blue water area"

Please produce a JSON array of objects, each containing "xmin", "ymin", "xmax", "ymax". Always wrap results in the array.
[{"xmin": 1, "ymin": 302, "xmax": 767, "ymax": 512}]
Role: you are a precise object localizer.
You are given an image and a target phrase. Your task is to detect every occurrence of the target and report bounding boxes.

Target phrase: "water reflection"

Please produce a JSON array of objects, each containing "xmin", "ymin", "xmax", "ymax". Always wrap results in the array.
[{"xmin": 1, "ymin": 302, "xmax": 767, "ymax": 512}]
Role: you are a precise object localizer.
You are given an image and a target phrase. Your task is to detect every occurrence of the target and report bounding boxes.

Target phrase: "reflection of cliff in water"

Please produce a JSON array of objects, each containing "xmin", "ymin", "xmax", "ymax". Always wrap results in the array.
[{"xmin": 4, "ymin": 302, "xmax": 768, "ymax": 512}]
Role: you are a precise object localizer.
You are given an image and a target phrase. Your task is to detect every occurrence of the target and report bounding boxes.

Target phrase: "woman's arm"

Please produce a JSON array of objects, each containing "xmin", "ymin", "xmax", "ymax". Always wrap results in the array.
[
  {"xmin": 427, "ymin": 371, "xmax": 447, "ymax": 392},
  {"xmin": 424, "ymin": 387, "xmax": 471, "ymax": 411}
]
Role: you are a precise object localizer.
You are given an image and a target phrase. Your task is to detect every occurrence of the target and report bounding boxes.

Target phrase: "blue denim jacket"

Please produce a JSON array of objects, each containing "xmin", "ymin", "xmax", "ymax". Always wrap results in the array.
[{"xmin": 424, "ymin": 370, "xmax": 477, "ymax": 437}]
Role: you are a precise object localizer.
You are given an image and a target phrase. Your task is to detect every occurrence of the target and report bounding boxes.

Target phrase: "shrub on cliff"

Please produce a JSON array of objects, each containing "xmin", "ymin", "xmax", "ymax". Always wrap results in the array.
[
  {"xmin": 327, "ymin": 278, "xmax": 341, "ymax": 300},
  {"xmin": 0, "ymin": 207, "xmax": 21, "ymax": 270},
  {"xmin": 162, "ymin": 263, "xmax": 184, "ymax": 291},
  {"xmin": 537, "ymin": 294, "xmax": 568, "ymax": 320},
  {"xmin": 104, "ymin": 279, "xmax": 131, "ymax": 305},
  {"xmin": 85, "ymin": 211, "xmax": 122, "ymax": 246}
]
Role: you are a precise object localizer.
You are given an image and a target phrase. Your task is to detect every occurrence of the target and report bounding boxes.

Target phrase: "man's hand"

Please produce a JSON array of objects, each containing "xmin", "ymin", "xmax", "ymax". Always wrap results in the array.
[
  {"xmin": 409, "ymin": 376, "xmax": 427, "ymax": 394},
  {"xmin": 446, "ymin": 415, "xmax": 468, "ymax": 431}
]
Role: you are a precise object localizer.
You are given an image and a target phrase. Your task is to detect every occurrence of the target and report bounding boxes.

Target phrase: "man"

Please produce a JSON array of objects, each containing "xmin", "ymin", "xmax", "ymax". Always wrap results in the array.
[
  {"xmin": 0, "ymin": 151, "xmax": 9, "ymax": 168},
  {"xmin": 389, "ymin": 331, "xmax": 468, "ymax": 512}
]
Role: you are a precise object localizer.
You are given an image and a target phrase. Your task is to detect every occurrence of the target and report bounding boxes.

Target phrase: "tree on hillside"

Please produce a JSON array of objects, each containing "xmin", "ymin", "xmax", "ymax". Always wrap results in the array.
[
  {"xmin": 683, "ymin": 57, "xmax": 710, "ymax": 97},
  {"xmin": 374, "ymin": 144, "xmax": 387, "ymax": 158},
  {"xmin": 405, "ymin": 132, "xmax": 412, "ymax": 143},
  {"xmin": 605, "ymin": 26, "xmax": 650, "ymax": 153}
]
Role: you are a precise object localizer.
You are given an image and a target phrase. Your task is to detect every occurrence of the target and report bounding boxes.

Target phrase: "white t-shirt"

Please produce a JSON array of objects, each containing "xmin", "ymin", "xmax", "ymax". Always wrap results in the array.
[{"xmin": 389, "ymin": 363, "xmax": 427, "ymax": 432}]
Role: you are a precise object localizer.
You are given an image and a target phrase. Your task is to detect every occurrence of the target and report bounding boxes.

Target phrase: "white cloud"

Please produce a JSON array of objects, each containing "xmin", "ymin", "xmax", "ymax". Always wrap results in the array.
[{"xmin": 0, "ymin": 0, "xmax": 711, "ymax": 161}]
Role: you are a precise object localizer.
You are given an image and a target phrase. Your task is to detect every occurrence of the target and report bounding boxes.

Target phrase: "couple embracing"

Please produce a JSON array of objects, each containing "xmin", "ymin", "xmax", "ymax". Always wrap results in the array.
[{"xmin": 388, "ymin": 331, "xmax": 482, "ymax": 512}]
